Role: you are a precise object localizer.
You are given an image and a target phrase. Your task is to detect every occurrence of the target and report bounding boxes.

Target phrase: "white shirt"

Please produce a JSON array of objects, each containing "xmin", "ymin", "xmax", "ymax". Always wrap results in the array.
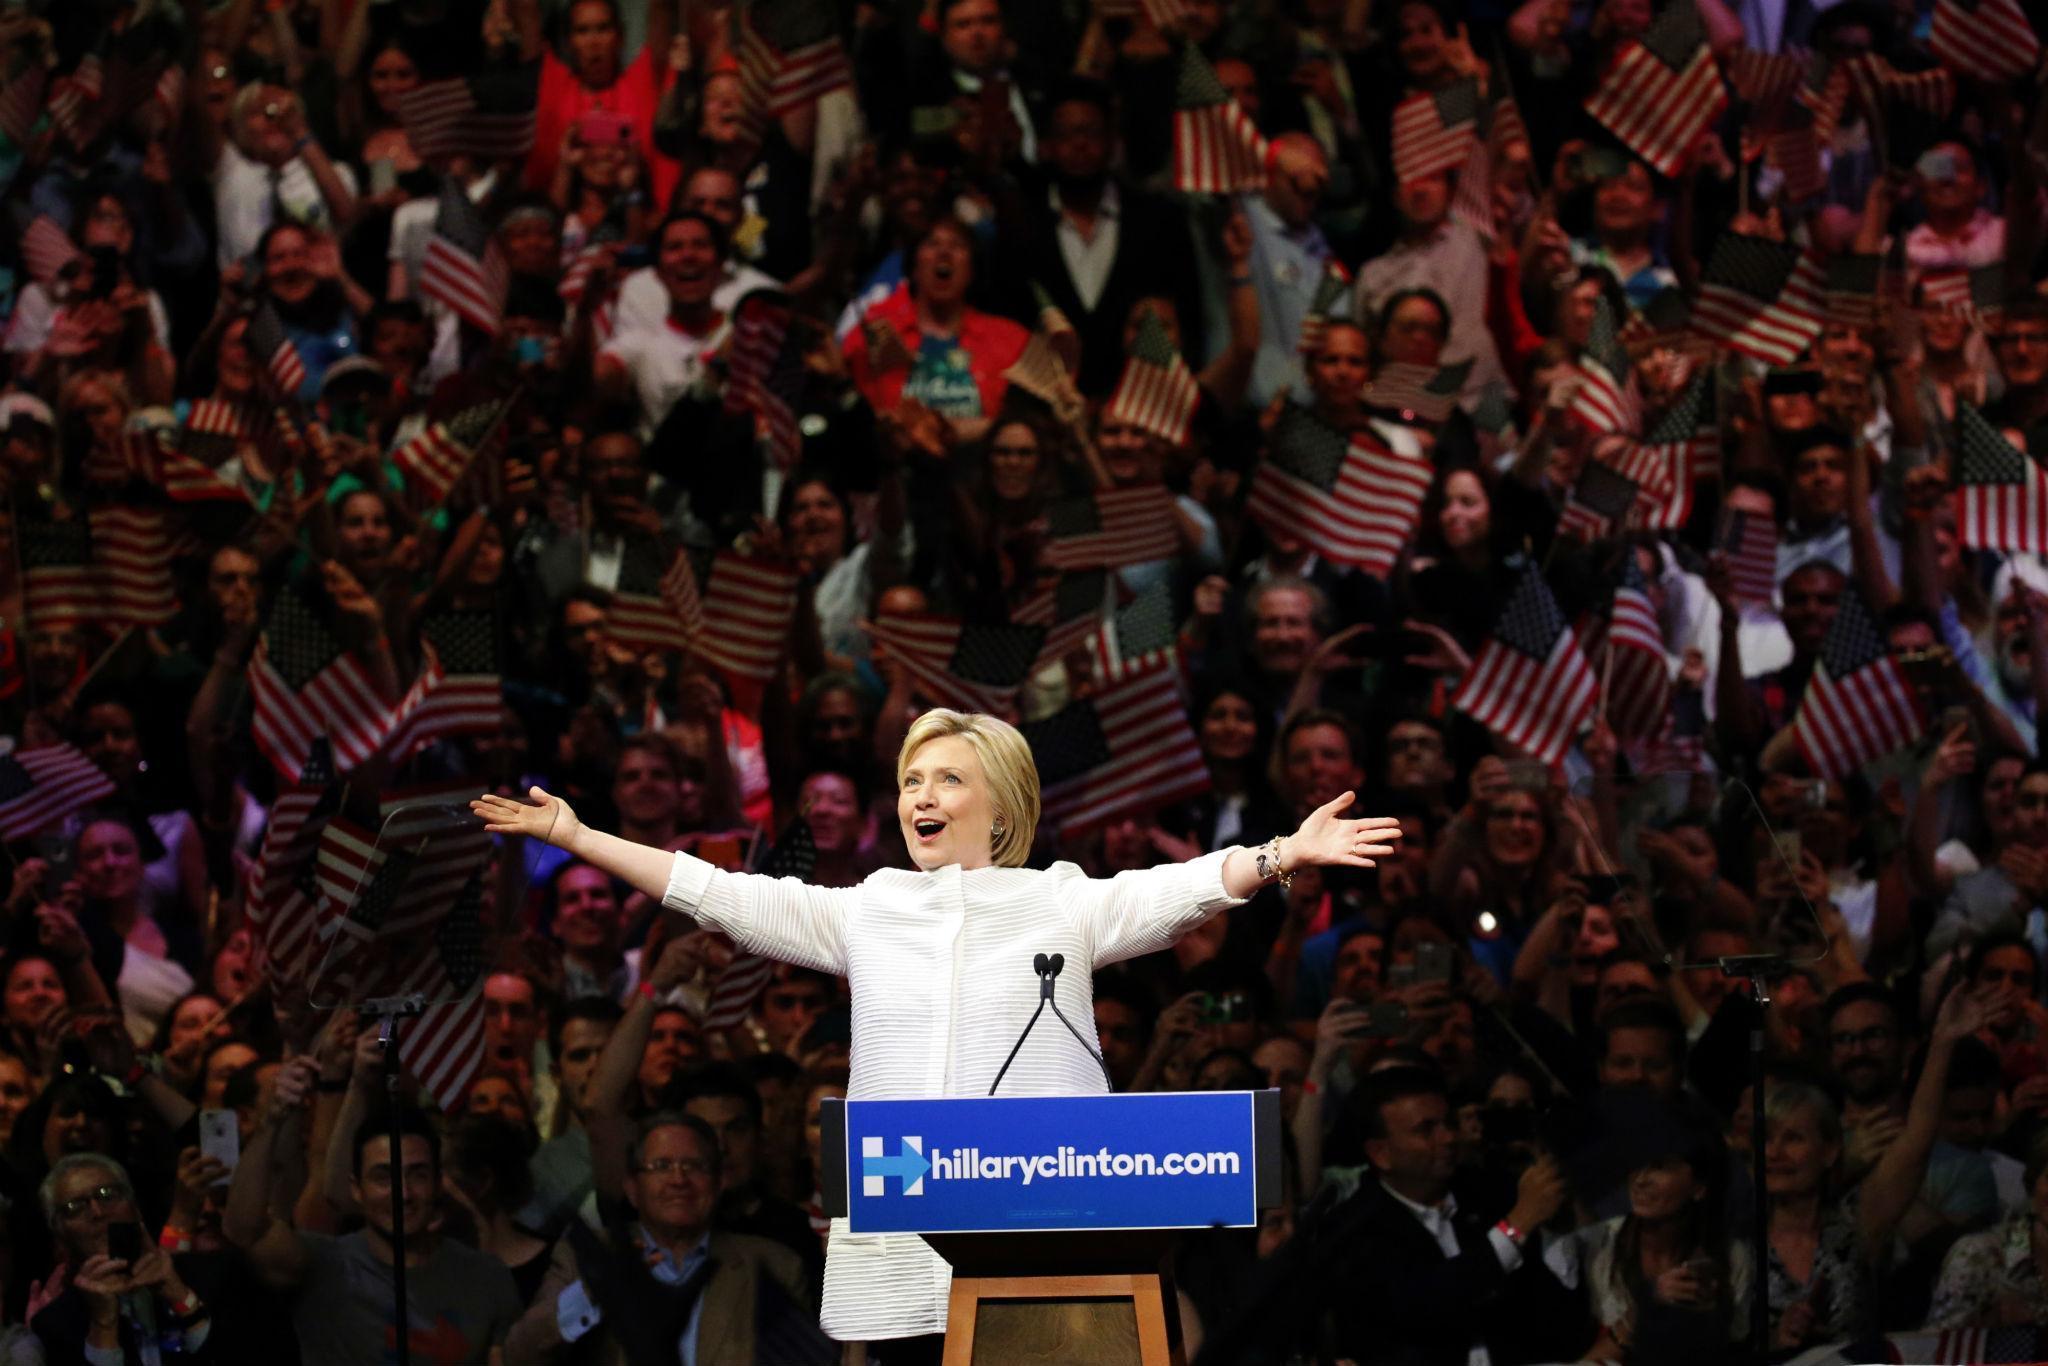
[
  {"xmin": 1052, "ymin": 181, "xmax": 1120, "ymax": 313},
  {"xmin": 614, "ymin": 261, "xmax": 781, "ymax": 338},
  {"xmin": 3, "ymin": 281, "xmax": 172, "ymax": 355},
  {"xmin": 210, "ymin": 142, "xmax": 357, "ymax": 269},
  {"xmin": 600, "ymin": 317, "xmax": 731, "ymax": 439},
  {"xmin": 1379, "ymin": 1179, "xmax": 1522, "ymax": 1366},
  {"xmin": 661, "ymin": 845, "xmax": 1248, "ymax": 1340}
]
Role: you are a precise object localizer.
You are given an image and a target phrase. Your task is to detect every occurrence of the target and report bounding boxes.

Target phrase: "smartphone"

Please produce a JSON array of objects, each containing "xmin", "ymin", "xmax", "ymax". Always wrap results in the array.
[
  {"xmin": 1388, "ymin": 961, "xmax": 1416, "ymax": 988},
  {"xmin": 1413, "ymin": 941, "xmax": 1455, "ymax": 985},
  {"xmin": 32, "ymin": 833, "xmax": 74, "ymax": 889},
  {"xmin": 198, "ymin": 1108, "xmax": 240, "ymax": 1184},
  {"xmin": 1345, "ymin": 1000, "xmax": 1411, "ymax": 1037},
  {"xmin": 1506, "ymin": 760, "xmax": 1548, "ymax": 794},
  {"xmin": 1915, "ymin": 149, "xmax": 1958, "ymax": 182},
  {"xmin": 575, "ymin": 110, "xmax": 633, "ymax": 146},
  {"xmin": 1201, "ymin": 991, "xmax": 1251, "ymax": 1025},
  {"xmin": 106, "ymin": 1222, "xmax": 141, "ymax": 1263},
  {"xmin": 369, "ymin": 157, "xmax": 398, "ymax": 196},
  {"xmin": 1940, "ymin": 704, "xmax": 1977, "ymax": 746},
  {"xmin": 86, "ymin": 246, "xmax": 121, "ymax": 300}
]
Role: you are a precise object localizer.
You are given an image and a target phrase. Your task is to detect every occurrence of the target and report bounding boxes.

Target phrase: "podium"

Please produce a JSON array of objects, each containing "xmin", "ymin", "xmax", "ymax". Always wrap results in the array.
[{"xmin": 820, "ymin": 1091, "xmax": 1283, "ymax": 1366}]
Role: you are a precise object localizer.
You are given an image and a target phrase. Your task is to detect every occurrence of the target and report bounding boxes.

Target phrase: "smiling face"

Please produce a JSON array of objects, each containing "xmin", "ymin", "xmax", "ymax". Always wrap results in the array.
[
  {"xmin": 1438, "ymin": 470, "xmax": 1490, "ymax": 552},
  {"xmin": 1484, "ymin": 791, "xmax": 1544, "ymax": 868},
  {"xmin": 898, "ymin": 735, "xmax": 998, "ymax": 871},
  {"xmin": 1200, "ymin": 691, "xmax": 1260, "ymax": 764},
  {"xmin": 1764, "ymin": 1102, "xmax": 1837, "ymax": 1198},
  {"xmin": 77, "ymin": 820, "xmax": 144, "ymax": 902},
  {"xmin": 987, "ymin": 421, "xmax": 1043, "ymax": 502},
  {"xmin": 1627, "ymin": 1156, "xmax": 1703, "ymax": 1221},
  {"xmin": 657, "ymin": 218, "xmax": 721, "ymax": 309}
]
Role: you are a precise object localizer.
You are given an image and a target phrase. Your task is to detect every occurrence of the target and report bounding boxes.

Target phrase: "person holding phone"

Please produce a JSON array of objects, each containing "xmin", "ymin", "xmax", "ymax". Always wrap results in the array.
[
  {"xmin": 30, "ymin": 1153, "xmax": 215, "ymax": 1362},
  {"xmin": 1544, "ymin": 1109, "xmax": 1751, "ymax": 1364}
]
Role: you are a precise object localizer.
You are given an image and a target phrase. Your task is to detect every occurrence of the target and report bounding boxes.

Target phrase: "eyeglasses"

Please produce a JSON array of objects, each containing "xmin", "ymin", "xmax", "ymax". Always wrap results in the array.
[
  {"xmin": 637, "ymin": 1157, "xmax": 712, "ymax": 1179},
  {"xmin": 1828, "ymin": 1026, "xmax": 1894, "ymax": 1050},
  {"xmin": 1487, "ymin": 808, "xmax": 1540, "ymax": 824},
  {"xmin": 57, "ymin": 1184, "xmax": 131, "ymax": 1219}
]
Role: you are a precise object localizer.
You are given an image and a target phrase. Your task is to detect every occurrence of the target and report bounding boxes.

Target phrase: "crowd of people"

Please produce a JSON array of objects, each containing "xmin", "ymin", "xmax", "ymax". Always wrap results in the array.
[{"xmin": 0, "ymin": 0, "xmax": 2044, "ymax": 1360}]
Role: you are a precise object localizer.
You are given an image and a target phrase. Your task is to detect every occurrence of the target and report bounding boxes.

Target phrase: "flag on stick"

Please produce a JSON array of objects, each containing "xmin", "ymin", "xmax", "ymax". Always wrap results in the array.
[
  {"xmin": 420, "ymin": 178, "xmax": 509, "ymax": 336},
  {"xmin": 1021, "ymin": 663, "xmax": 1209, "ymax": 834},
  {"xmin": 696, "ymin": 554, "xmax": 799, "ymax": 683},
  {"xmin": 1692, "ymin": 235, "xmax": 1827, "ymax": 365},
  {"xmin": 866, "ymin": 614, "xmax": 1046, "ymax": 713},
  {"xmin": 1104, "ymin": 309, "xmax": 1200, "ymax": 446},
  {"xmin": 0, "ymin": 745, "xmax": 115, "ymax": 843},
  {"xmin": 1172, "ymin": 45, "xmax": 1268, "ymax": 192},
  {"xmin": 1245, "ymin": 404, "xmax": 1431, "ymax": 579},
  {"xmin": 1391, "ymin": 78, "xmax": 1482, "ymax": 183},
  {"xmin": 1042, "ymin": 486, "xmax": 1181, "ymax": 571},
  {"xmin": 396, "ymin": 66, "xmax": 540, "ymax": 162},
  {"xmin": 1583, "ymin": 0, "xmax": 1728, "ymax": 177},
  {"xmin": 1954, "ymin": 402, "xmax": 2048, "ymax": 554},
  {"xmin": 1793, "ymin": 585, "xmax": 1924, "ymax": 778},
  {"xmin": 1930, "ymin": 0, "xmax": 2040, "ymax": 83},
  {"xmin": 1452, "ymin": 566, "xmax": 1600, "ymax": 764}
]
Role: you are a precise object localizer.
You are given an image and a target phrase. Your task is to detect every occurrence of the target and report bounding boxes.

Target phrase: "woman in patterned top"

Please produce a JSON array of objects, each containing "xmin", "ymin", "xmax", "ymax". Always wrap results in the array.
[{"xmin": 1925, "ymin": 1130, "xmax": 2048, "ymax": 1330}]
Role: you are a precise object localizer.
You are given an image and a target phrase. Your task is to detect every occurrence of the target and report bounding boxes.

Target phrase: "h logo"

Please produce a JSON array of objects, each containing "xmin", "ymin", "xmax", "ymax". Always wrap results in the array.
[{"xmin": 861, "ymin": 1136, "xmax": 931, "ymax": 1196}]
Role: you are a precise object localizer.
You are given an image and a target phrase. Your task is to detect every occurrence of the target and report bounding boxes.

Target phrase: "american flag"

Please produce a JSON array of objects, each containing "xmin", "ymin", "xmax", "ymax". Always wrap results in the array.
[
  {"xmin": 1628, "ymin": 375, "xmax": 1714, "ymax": 530},
  {"xmin": 1583, "ymin": 0, "xmax": 1727, "ymax": 177},
  {"xmin": 1042, "ymin": 485, "xmax": 1181, "ymax": 571},
  {"xmin": 1092, "ymin": 581, "xmax": 1179, "ymax": 683},
  {"xmin": 1391, "ymin": 78, "xmax": 1482, "ymax": 183},
  {"xmin": 1599, "ymin": 557, "xmax": 1671, "ymax": 742},
  {"xmin": 45, "ymin": 53, "xmax": 101, "ymax": 139},
  {"xmin": 1172, "ymin": 44, "xmax": 1268, "ymax": 193},
  {"xmin": 704, "ymin": 819, "xmax": 816, "ymax": 1029},
  {"xmin": 1793, "ymin": 584, "xmax": 1923, "ymax": 779},
  {"xmin": 393, "ymin": 613, "xmax": 503, "ymax": 750},
  {"xmin": 1245, "ymin": 404, "xmax": 1432, "ymax": 579},
  {"xmin": 734, "ymin": 0, "xmax": 852, "ymax": 136},
  {"xmin": 390, "ymin": 867, "xmax": 491, "ymax": 1110},
  {"xmin": 1766, "ymin": 118, "xmax": 1826, "ymax": 203},
  {"xmin": 1930, "ymin": 0, "xmax": 2040, "ymax": 83},
  {"xmin": 1104, "ymin": 309, "xmax": 1200, "ymax": 446},
  {"xmin": 0, "ymin": 744, "xmax": 116, "ymax": 843},
  {"xmin": 87, "ymin": 507, "xmax": 178, "ymax": 627},
  {"xmin": 1559, "ymin": 459, "xmax": 1644, "ymax": 543},
  {"xmin": 725, "ymin": 292, "xmax": 807, "ymax": 470},
  {"xmin": 1296, "ymin": 261, "xmax": 1355, "ymax": 354},
  {"xmin": 697, "ymin": 553, "xmax": 799, "ymax": 683},
  {"xmin": 20, "ymin": 216, "xmax": 83, "ymax": 286},
  {"xmin": 1693, "ymin": 235, "xmax": 1827, "ymax": 365},
  {"xmin": 1452, "ymin": 565, "xmax": 1600, "ymax": 765},
  {"xmin": 1632, "ymin": 686, "xmax": 1710, "ymax": 774},
  {"xmin": 395, "ymin": 66, "xmax": 539, "ymax": 163},
  {"xmin": 420, "ymin": 178, "xmax": 508, "ymax": 336},
  {"xmin": 368, "ymin": 791, "xmax": 495, "ymax": 938},
  {"xmin": 605, "ymin": 540, "xmax": 704, "ymax": 656},
  {"xmin": 1798, "ymin": 54, "xmax": 1851, "ymax": 146},
  {"xmin": 1022, "ymin": 662, "xmax": 1210, "ymax": 835},
  {"xmin": 246, "ymin": 302, "xmax": 308, "ymax": 398},
  {"xmin": 251, "ymin": 587, "xmax": 410, "ymax": 777},
  {"xmin": 1448, "ymin": 110, "xmax": 1497, "ymax": 240},
  {"xmin": 1364, "ymin": 359, "xmax": 1471, "ymax": 423},
  {"xmin": 181, "ymin": 398, "xmax": 269, "ymax": 464},
  {"xmin": 390, "ymin": 393, "xmax": 513, "ymax": 505},
  {"xmin": 1571, "ymin": 295, "xmax": 1641, "ymax": 435},
  {"xmin": 1726, "ymin": 46, "xmax": 1810, "ymax": 112},
  {"xmin": 154, "ymin": 443, "xmax": 252, "ymax": 504},
  {"xmin": 1014, "ymin": 570, "xmax": 1108, "ymax": 672},
  {"xmin": 0, "ymin": 62, "xmax": 46, "ymax": 147},
  {"xmin": 1823, "ymin": 253, "xmax": 1883, "ymax": 326},
  {"xmin": 866, "ymin": 613, "xmax": 1044, "ymax": 713},
  {"xmin": 19, "ymin": 519, "xmax": 94, "ymax": 628},
  {"xmin": 1919, "ymin": 264, "xmax": 2005, "ymax": 331},
  {"xmin": 1953, "ymin": 403, "xmax": 2048, "ymax": 553},
  {"xmin": 1718, "ymin": 506, "xmax": 1779, "ymax": 606},
  {"xmin": 1842, "ymin": 55, "xmax": 1954, "ymax": 150},
  {"xmin": 248, "ymin": 740, "xmax": 343, "ymax": 992}
]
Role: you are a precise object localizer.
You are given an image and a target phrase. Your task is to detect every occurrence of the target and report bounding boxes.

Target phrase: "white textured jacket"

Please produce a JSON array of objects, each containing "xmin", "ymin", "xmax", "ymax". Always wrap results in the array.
[{"xmin": 661, "ymin": 845, "xmax": 1248, "ymax": 1341}]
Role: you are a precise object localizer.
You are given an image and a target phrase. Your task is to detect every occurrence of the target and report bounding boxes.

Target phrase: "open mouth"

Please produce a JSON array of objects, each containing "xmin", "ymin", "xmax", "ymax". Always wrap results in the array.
[{"xmin": 913, "ymin": 818, "xmax": 946, "ymax": 841}]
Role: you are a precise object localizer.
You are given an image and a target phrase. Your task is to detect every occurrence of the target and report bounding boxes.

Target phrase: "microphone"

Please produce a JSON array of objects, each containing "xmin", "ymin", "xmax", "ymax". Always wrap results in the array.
[
  {"xmin": 1041, "ymin": 954, "xmax": 1116, "ymax": 1093},
  {"xmin": 989, "ymin": 953, "xmax": 1113, "ymax": 1095}
]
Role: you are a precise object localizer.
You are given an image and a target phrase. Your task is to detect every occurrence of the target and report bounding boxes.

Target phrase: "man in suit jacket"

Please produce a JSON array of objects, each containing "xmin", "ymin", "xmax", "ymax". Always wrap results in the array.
[
  {"xmin": 504, "ymin": 1113, "xmax": 816, "ymax": 1366},
  {"xmin": 1321, "ymin": 1067, "xmax": 1584, "ymax": 1366},
  {"xmin": 1014, "ymin": 79, "xmax": 1200, "ymax": 399}
]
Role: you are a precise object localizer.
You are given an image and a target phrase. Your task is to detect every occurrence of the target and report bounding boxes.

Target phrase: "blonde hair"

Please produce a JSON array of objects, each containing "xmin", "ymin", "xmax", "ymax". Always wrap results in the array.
[{"xmin": 895, "ymin": 709, "xmax": 1040, "ymax": 868}]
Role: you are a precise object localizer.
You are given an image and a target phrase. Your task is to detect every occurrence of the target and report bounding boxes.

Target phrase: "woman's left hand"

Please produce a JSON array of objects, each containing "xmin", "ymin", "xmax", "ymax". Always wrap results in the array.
[{"xmin": 1288, "ymin": 793, "xmax": 1402, "ymax": 870}]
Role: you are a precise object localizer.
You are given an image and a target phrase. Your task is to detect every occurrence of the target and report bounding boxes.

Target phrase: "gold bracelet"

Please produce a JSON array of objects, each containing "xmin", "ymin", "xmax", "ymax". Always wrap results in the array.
[{"xmin": 1254, "ymin": 836, "xmax": 1293, "ymax": 890}]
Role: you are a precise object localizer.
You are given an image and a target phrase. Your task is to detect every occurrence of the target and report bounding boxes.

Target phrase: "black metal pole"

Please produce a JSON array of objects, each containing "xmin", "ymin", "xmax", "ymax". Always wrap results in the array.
[
  {"xmin": 381, "ymin": 1013, "xmax": 410, "ymax": 1366},
  {"xmin": 1749, "ymin": 977, "xmax": 1770, "ymax": 1365}
]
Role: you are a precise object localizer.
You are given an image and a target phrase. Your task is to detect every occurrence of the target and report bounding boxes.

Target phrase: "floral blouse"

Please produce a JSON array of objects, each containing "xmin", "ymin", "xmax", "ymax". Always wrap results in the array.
[
  {"xmin": 1926, "ymin": 1211, "xmax": 2048, "ymax": 1330},
  {"xmin": 1765, "ymin": 1196, "xmax": 1872, "ymax": 1345}
]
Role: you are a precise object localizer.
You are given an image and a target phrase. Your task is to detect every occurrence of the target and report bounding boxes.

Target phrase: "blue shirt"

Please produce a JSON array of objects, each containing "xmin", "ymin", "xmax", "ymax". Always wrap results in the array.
[{"xmin": 557, "ymin": 1228, "xmax": 713, "ymax": 1364}]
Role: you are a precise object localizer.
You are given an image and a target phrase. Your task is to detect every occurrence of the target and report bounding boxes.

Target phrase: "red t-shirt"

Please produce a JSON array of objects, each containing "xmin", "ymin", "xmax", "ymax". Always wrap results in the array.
[{"xmin": 527, "ymin": 48, "xmax": 680, "ymax": 216}]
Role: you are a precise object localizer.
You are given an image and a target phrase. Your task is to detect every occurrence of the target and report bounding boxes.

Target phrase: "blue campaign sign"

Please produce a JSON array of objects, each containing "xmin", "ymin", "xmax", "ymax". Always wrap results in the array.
[{"xmin": 840, "ymin": 1091, "xmax": 1264, "ymax": 1234}]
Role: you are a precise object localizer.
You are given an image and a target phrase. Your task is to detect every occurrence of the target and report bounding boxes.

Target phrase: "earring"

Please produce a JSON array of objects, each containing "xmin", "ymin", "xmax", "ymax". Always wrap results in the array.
[{"xmin": 992, "ymin": 820, "xmax": 1005, "ymax": 837}]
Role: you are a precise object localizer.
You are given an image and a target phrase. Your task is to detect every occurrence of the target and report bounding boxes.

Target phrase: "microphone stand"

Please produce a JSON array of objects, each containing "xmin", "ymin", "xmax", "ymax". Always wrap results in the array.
[
  {"xmin": 363, "ymin": 991, "xmax": 426, "ymax": 1366},
  {"xmin": 990, "ymin": 954, "xmax": 1115, "ymax": 1095}
]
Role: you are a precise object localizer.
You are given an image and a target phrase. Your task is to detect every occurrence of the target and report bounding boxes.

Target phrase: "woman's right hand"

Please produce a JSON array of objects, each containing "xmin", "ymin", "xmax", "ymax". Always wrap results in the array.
[
  {"xmin": 7, "ymin": 857, "xmax": 48, "ymax": 913},
  {"xmin": 1650, "ymin": 1261, "xmax": 1708, "ymax": 1308},
  {"xmin": 472, "ymin": 786, "xmax": 582, "ymax": 850}
]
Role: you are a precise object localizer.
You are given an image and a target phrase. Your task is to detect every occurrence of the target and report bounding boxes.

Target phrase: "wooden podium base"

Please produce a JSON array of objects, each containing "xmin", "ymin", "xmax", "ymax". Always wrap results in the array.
[{"xmin": 925, "ymin": 1232, "xmax": 1185, "ymax": 1366}]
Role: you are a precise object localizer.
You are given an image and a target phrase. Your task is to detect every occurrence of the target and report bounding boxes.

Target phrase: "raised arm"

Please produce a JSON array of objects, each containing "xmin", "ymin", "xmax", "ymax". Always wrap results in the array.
[
  {"xmin": 223, "ymin": 1055, "xmax": 317, "ymax": 1292},
  {"xmin": 474, "ymin": 787, "xmax": 858, "ymax": 971},
  {"xmin": 1080, "ymin": 794, "xmax": 1401, "ymax": 965}
]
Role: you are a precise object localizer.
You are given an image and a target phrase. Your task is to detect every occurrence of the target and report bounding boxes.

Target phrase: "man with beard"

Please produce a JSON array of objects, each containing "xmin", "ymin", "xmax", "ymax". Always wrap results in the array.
[
  {"xmin": 532, "ymin": 428, "xmax": 685, "ymax": 607},
  {"xmin": 1821, "ymin": 982, "xmax": 1910, "ymax": 1185},
  {"xmin": 1987, "ymin": 303, "xmax": 2048, "ymax": 438},
  {"xmin": 1018, "ymin": 79, "xmax": 1197, "ymax": 397},
  {"xmin": 1720, "ymin": 558, "xmax": 1846, "ymax": 750}
]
